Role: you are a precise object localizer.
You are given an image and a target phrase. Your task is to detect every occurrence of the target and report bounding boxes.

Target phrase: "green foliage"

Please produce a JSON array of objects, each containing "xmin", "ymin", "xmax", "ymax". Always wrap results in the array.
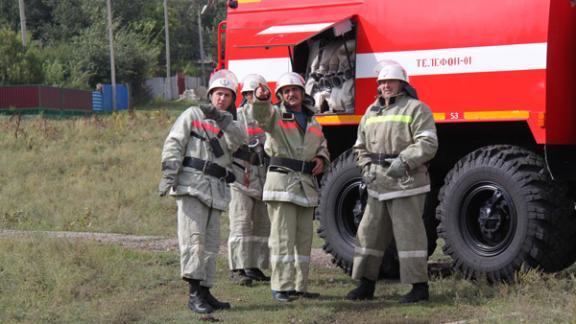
[
  {"xmin": 176, "ymin": 61, "xmax": 200, "ymax": 77},
  {"xmin": 0, "ymin": 0, "xmax": 227, "ymax": 102},
  {"xmin": 63, "ymin": 21, "xmax": 160, "ymax": 98},
  {"xmin": 38, "ymin": 0, "xmax": 93, "ymax": 44},
  {"xmin": 0, "ymin": 28, "xmax": 44, "ymax": 85}
]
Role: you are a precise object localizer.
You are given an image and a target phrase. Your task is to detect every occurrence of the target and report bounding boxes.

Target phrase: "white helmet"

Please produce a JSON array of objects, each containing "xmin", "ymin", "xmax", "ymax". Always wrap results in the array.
[
  {"xmin": 208, "ymin": 69, "xmax": 238, "ymax": 98},
  {"xmin": 275, "ymin": 72, "xmax": 305, "ymax": 98},
  {"xmin": 375, "ymin": 60, "xmax": 409, "ymax": 83},
  {"xmin": 241, "ymin": 73, "xmax": 267, "ymax": 94}
]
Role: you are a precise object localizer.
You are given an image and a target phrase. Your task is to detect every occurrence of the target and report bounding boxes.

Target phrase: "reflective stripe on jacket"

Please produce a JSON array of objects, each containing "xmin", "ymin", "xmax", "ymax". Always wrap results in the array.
[
  {"xmin": 230, "ymin": 103, "xmax": 268, "ymax": 199},
  {"xmin": 161, "ymin": 106, "xmax": 247, "ymax": 210},
  {"xmin": 253, "ymin": 99, "xmax": 330, "ymax": 207},
  {"xmin": 354, "ymin": 93, "xmax": 438, "ymax": 201}
]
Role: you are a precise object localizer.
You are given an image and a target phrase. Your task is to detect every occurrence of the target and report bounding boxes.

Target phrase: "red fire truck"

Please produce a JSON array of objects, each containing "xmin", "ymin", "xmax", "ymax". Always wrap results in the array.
[{"xmin": 218, "ymin": 0, "xmax": 576, "ymax": 281}]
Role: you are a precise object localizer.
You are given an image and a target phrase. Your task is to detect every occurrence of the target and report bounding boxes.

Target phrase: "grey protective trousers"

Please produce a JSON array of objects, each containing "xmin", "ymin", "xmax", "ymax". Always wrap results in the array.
[
  {"xmin": 227, "ymin": 187, "xmax": 270, "ymax": 270},
  {"xmin": 352, "ymin": 194, "xmax": 428, "ymax": 284},
  {"xmin": 176, "ymin": 196, "xmax": 221, "ymax": 288},
  {"xmin": 267, "ymin": 201, "xmax": 314, "ymax": 292}
]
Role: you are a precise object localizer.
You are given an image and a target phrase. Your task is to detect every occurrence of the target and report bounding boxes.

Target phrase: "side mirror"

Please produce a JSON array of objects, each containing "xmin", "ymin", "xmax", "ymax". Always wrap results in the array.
[{"xmin": 228, "ymin": 0, "xmax": 238, "ymax": 9}]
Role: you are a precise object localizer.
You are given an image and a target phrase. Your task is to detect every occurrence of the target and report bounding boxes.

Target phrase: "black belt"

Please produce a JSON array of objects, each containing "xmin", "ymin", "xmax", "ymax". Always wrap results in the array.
[
  {"xmin": 269, "ymin": 157, "xmax": 315, "ymax": 174},
  {"xmin": 367, "ymin": 153, "xmax": 398, "ymax": 166},
  {"xmin": 233, "ymin": 146, "xmax": 262, "ymax": 165},
  {"xmin": 183, "ymin": 157, "xmax": 235, "ymax": 183}
]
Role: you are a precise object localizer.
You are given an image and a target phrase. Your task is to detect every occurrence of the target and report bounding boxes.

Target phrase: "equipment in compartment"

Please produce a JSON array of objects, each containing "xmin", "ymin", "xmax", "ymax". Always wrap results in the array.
[{"xmin": 304, "ymin": 37, "xmax": 355, "ymax": 114}]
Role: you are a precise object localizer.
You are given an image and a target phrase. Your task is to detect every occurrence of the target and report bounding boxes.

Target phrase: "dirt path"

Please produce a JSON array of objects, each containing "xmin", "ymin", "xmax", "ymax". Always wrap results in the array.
[{"xmin": 0, "ymin": 229, "xmax": 336, "ymax": 268}]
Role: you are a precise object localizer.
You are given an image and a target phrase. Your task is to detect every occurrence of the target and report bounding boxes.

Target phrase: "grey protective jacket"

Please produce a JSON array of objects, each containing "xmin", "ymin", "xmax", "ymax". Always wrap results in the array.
[
  {"xmin": 354, "ymin": 93, "xmax": 438, "ymax": 201},
  {"xmin": 161, "ymin": 105, "xmax": 247, "ymax": 210},
  {"xmin": 252, "ymin": 99, "xmax": 330, "ymax": 207},
  {"xmin": 230, "ymin": 103, "xmax": 268, "ymax": 199}
]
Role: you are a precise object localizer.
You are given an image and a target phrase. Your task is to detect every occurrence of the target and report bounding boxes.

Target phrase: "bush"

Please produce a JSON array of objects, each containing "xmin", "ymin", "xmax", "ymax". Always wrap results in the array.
[{"xmin": 0, "ymin": 28, "xmax": 44, "ymax": 85}]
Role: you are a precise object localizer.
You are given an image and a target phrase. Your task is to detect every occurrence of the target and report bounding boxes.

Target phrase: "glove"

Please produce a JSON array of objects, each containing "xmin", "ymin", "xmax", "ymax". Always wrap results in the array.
[
  {"xmin": 385, "ymin": 158, "xmax": 408, "ymax": 178},
  {"xmin": 213, "ymin": 111, "xmax": 232, "ymax": 130},
  {"xmin": 255, "ymin": 84, "xmax": 271, "ymax": 101},
  {"xmin": 158, "ymin": 160, "xmax": 181, "ymax": 197},
  {"xmin": 361, "ymin": 163, "xmax": 375, "ymax": 184},
  {"xmin": 199, "ymin": 104, "xmax": 232, "ymax": 130},
  {"xmin": 199, "ymin": 104, "xmax": 219, "ymax": 120},
  {"xmin": 158, "ymin": 176, "xmax": 175, "ymax": 197}
]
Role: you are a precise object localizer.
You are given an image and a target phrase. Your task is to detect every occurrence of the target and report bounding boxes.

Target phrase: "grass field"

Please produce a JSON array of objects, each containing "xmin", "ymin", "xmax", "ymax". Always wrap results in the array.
[
  {"xmin": 0, "ymin": 108, "xmax": 181, "ymax": 236},
  {"xmin": 2, "ymin": 110, "xmax": 576, "ymax": 323},
  {"xmin": 2, "ymin": 235, "xmax": 576, "ymax": 323}
]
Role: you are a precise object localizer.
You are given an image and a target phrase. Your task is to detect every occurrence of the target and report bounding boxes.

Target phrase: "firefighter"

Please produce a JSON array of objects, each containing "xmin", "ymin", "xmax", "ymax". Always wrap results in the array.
[
  {"xmin": 227, "ymin": 73, "xmax": 271, "ymax": 286},
  {"xmin": 252, "ymin": 72, "xmax": 330, "ymax": 302},
  {"xmin": 159, "ymin": 69, "xmax": 247, "ymax": 314},
  {"xmin": 346, "ymin": 61, "xmax": 438, "ymax": 303}
]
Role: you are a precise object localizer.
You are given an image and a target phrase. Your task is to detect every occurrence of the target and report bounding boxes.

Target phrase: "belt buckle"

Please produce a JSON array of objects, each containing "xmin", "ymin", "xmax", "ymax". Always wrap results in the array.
[
  {"xmin": 300, "ymin": 161, "xmax": 306, "ymax": 173},
  {"xmin": 202, "ymin": 160, "xmax": 209, "ymax": 174},
  {"xmin": 248, "ymin": 138, "xmax": 260, "ymax": 149}
]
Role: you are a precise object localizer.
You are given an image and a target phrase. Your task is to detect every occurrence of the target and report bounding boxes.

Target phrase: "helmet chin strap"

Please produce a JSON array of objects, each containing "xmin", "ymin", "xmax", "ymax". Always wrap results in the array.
[{"xmin": 378, "ymin": 89, "xmax": 403, "ymax": 106}]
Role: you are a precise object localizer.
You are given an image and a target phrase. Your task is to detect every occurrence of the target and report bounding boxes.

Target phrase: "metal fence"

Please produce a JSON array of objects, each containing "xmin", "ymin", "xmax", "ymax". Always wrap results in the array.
[
  {"xmin": 145, "ymin": 75, "xmax": 203, "ymax": 100},
  {"xmin": 92, "ymin": 84, "xmax": 129, "ymax": 112},
  {"xmin": 0, "ymin": 86, "xmax": 92, "ymax": 113}
]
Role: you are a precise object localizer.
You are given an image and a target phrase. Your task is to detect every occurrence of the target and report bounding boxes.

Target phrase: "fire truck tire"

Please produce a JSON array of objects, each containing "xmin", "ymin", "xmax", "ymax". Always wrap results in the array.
[
  {"xmin": 316, "ymin": 149, "xmax": 439, "ymax": 279},
  {"xmin": 436, "ymin": 145, "xmax": 576, "ymax": 282}
]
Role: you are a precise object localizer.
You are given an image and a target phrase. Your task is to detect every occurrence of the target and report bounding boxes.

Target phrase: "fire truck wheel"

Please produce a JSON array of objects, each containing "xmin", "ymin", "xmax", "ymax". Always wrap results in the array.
[
  {"xmin": 316, "ymin": 149, "xmax": 439, "ymax": 279},
  {"xmin": 436, "ymin": 145, "xmax": 576, "ymax": 282}
]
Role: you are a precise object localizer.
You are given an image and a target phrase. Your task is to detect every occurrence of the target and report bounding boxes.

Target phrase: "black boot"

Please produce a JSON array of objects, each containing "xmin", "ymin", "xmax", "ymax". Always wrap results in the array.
[
  {"xmin": 399, "ymin": 282, "xmax": 429, "ymax": 304},
  {"xmin": 346, "ymin": 278, "xmax": 375, "ymax": 301},
  {"xmin": 272, "ymin": 290, "xmax": 294, "ymax": 302},
  {"xmin": 230, "ymin": 269, "xmax": 253, "ymax": 286},
  {"xmin": 186, "ymin": 279, "xmax": 213, "ymax": 314},
  {"xmin": 200, "ymin": 286, "xmax": 231, "ymax": 310},
  {"xmin": 244, "ymin": 268, "xmax": 271, "ymax": 282}
]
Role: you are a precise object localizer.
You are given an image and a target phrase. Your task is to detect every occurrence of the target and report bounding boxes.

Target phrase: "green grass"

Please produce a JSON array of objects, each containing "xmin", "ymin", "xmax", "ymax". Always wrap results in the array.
[
  {"xmin": 0, "ymin": 110, "xmax": 330, "ymax": 247},
  {"xmin": 2, "ymin": 234, "xmax": 576, "ymax": 323},
  {"xmin": 0, "ymin": 111, "xmax": 179, "ymax": 236},
  {"xmin": 3, "ymin": 109, "xmax": 576, "ymax": 322}
]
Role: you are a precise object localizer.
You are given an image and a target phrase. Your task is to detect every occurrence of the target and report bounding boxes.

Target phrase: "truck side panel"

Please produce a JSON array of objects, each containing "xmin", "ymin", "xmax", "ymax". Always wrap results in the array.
[
  {"xmin": 226, "ymin": 0, "xmax": 575, "ymax": 144},
  {"xmin": 546, "ymin": 0, "xmax": 576, "ymax": 144}
]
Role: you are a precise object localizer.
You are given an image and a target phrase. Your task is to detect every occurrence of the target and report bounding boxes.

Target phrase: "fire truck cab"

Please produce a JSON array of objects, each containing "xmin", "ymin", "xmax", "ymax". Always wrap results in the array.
[{"xmin": 220, "ymin": 0, "xmax": 576, "ymax": 281}]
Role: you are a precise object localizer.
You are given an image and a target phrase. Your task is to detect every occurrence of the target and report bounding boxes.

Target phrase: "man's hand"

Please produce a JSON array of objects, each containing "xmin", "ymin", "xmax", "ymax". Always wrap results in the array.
[
  {"xmin": 385, "ymin": 157, "xmax": 407, "ymax": 178},
  {"xmin": 255, "ymin": 83, "xmax": 271, "ymax": 101},
  {"xmin": 312, "ymin": 157, "xmax": 324, "ymax": 176}
]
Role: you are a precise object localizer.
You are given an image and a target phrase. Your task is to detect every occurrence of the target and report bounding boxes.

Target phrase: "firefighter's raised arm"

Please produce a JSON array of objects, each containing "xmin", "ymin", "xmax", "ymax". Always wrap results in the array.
[
  {"xmin": 252, "ymin": 83, "xmax": 275, "ymax": 131},
  {"xmin": 254, "ymin": 83, "xmax": 271, "ymax": 101}
]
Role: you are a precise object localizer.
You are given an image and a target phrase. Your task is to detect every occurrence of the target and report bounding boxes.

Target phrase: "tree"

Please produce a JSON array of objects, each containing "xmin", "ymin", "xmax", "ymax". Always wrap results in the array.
[
  {"xmin": 0, "ymin": 28, "xmax": 44, "ymax": 85},
  {"xmin": 0, "ymin": 0, "xmax": 228, "ymax": 100},
  {"xmin": 66, "ymin": 21, "xmax": 159, "ymax": 101}
]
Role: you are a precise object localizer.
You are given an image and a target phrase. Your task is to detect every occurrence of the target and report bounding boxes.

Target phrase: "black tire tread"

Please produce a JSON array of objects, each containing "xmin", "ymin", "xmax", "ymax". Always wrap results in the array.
[
  {"xmin": 317, "ymin": 149, "xmax": 439, "ymax": 278},
  {"xmin": 316, "ymin": 149, "xmax": 356, "ymax": 275},
  {"xmin": 436, "ymin": 145, "xmax": 576, "ymax": 281}
]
